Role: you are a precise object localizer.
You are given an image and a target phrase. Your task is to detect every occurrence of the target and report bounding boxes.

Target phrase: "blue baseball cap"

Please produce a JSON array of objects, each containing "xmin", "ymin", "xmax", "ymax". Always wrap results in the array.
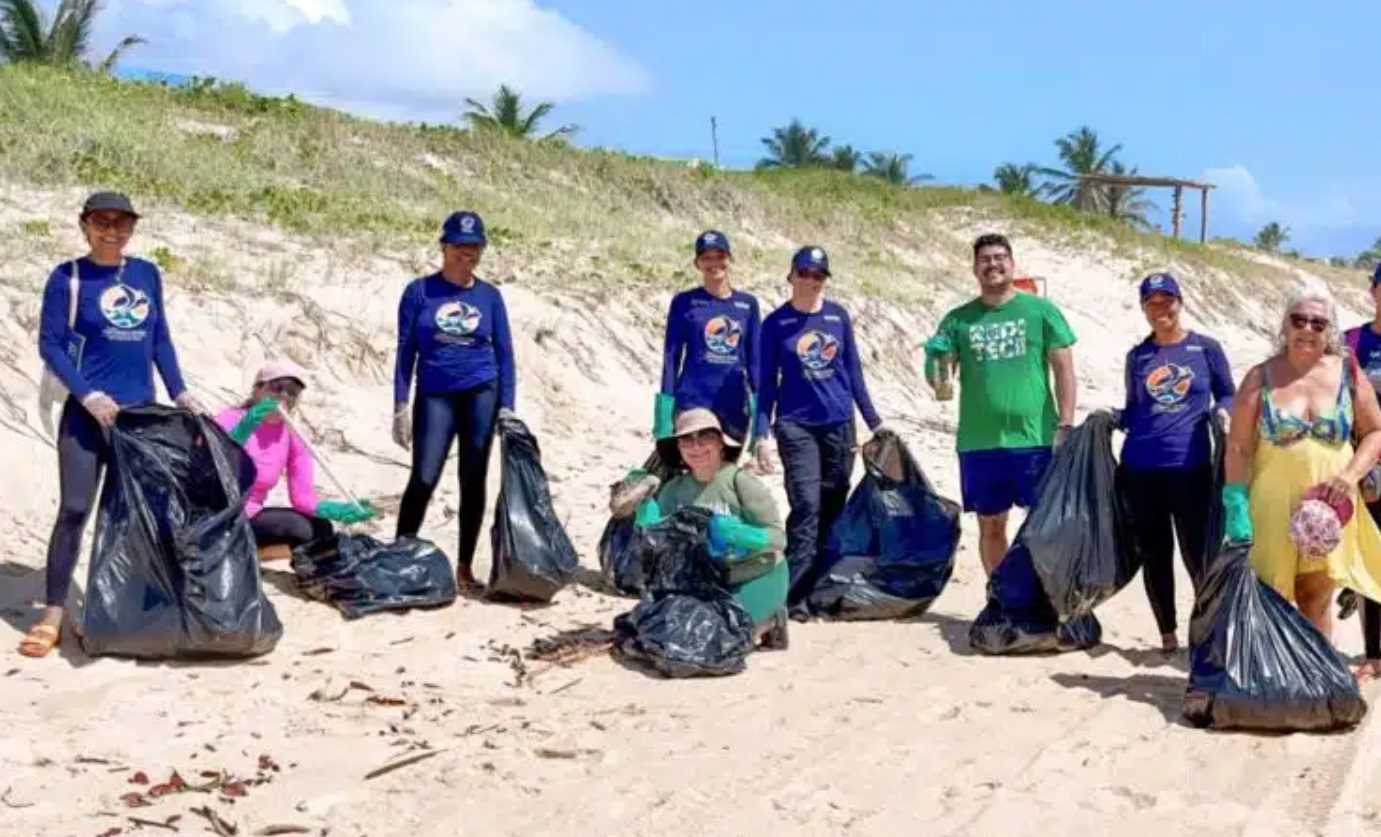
[
  {"xmin": 791, "ymin": 245, "xmax": 831, "ymax": 277},
  {"xmin": 695, "ymin": 229, "xmax": 731, "ymax": 256},
  {"xmin": 1139, "ymin": 272, "xmax": 1181, "ymax": 300},
  {"xmin": 1372, "ymin": 261, "xmax": 1381, "ymax": 286},
  {"xmin": 440, "ymin": 211, "xmax": 487, "ymax": 246}
]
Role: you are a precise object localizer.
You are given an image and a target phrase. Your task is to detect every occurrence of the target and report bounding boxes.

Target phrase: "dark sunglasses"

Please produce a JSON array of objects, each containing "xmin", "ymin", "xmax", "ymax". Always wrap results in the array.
[
  {"xmin": 84, "ymin": 214, "xmax": 136, "ymax": 232},
  {"xmin": 265, "ymin": 378, "xmax": 303, "ymax": 397},
  {"xmin": 794, "ymin": 268, "xmax": 826, "ymax": 281},
  {"xmin": 1288, "ymin": 314, "xmax": 1330, "ymax": 333},
  {"xmin": 676, "ymin": 428, "xmax": 721, "ymax": 446}
]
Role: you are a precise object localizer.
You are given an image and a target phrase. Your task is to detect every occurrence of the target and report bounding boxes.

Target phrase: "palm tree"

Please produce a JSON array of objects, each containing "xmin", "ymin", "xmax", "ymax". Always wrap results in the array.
[
  {"xmin": 1253, "ymin": 222, "xmax": 1290, "ymax": 252},
  {"xmin": 757, "ymin": 119, "xmax": 830, "ymax": 169},
  {"xmin": 830, "ymin": 145, "xmax": 861, "ymax": 173},
  {"xmin": 1102, "ymin": 162, "xmax": 1156, "ymax": 230},
  {"xmin": 861, "ymin": 151, "xmax": 933, "ymax": 186},
  {"xmin": 992, "ymin": 162, "xmax": 1040, "ymax": 197},
  {"xmin": 462, "ymin": 84, "xmax": 577, "ymax": 141},
  {"xmin": 0, "ymin": 0, "xmax": 144, "ymax": 71},
  {"xmin": 1038, "ymin": 126, "xmax": 1122, "ymax": 212}
]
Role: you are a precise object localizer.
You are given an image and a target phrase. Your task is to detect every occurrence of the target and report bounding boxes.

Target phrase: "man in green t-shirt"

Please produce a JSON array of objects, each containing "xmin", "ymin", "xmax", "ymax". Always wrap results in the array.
[{"xmin": 927, "ymin": 234, "xmax": 1078, "ymax": 575}]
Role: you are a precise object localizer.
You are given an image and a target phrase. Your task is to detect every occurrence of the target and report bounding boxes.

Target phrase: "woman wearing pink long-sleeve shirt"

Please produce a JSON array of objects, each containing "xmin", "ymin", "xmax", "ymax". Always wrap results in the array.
[{"xmin": 215, "ymin": 360, "xmax": 376, "ymax": 549}]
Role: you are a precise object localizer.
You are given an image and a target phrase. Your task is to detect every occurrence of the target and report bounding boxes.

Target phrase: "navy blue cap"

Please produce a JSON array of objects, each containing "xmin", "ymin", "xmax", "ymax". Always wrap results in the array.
[
  {"xmin": 791, "ymin": 245, "xmax": 830, "ymax": 277},
  {"xmin": 1372, "ymin": 261, "xmax": 1381, "ymax": 286},
  {"xmin": 440, "ymin": 211, "xmax": 486, "ymax": 246},
  {"xmin": 82, "ymin": 191, "xmax": 139, "ymax": 218},
  {"xmin": 1139, "ymin": 272, "xmax": 1181, "ymax": 300},
  {"xmin": 695, "ymin": 229, "xmax": 731, "ymax": 256}
]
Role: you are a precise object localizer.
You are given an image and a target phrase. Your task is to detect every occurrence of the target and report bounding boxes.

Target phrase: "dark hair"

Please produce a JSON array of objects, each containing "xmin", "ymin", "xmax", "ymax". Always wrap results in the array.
[{"xmin": 972, "ymin": 233, "xmax": 1013, "ymax": 259}]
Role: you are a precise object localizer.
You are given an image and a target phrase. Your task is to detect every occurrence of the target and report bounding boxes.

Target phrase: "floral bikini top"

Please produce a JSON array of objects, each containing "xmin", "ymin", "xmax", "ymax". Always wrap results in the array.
[{"xmin": 1257, "ymin": 361, "xmax": 1353, "ymax": 447}]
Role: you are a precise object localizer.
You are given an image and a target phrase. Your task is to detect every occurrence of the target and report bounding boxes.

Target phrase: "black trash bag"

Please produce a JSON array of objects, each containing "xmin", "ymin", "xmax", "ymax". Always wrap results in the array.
[
  {"xmin": 486, "ymin": 414, "xmax": 579, "ymax": 603},
  {"xmin": 597, "ymin": 449, "xmax": 679, "ymax": 597},
  {"xmin": 291, "ymin": 534, "xmax": 457, "ymax": 619},
  {"xmin": 613, "ymin": 507, "xmax": 754, "ymax": 678},
  {"xmin": 968, "ymin": 541, "xmax": 1102, "ymax": 655},
  {"xmin": 805, "ymin": 430, "xmax": 960, "ymax": 620},
  {"xmin": 1023, "ymin": 410, "xmax": 1141, "ymax": 619},
  {"xmin": 1183, "ymin": 544, "xmax": 1366, "ymax": 731},
  {"xmin": 82, "ymin": 406, "xmax": 282, "ymax": 659}
]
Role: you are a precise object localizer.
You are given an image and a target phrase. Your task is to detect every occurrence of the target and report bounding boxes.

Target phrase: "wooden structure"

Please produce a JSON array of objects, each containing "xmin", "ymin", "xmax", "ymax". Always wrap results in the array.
[{"xmin": 1076, "ymin": 174, "xmax": 1216, "ymax": 243}]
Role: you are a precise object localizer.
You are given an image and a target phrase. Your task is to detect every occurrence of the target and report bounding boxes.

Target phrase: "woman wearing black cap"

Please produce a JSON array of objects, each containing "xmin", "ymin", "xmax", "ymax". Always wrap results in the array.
[
  {"xmin": 654, "ymin": 230, "xmax": 762, "ymax": 450},
  {"xmin": 755, "ymin": 245, "xmax": 884, "ymax": 616},
  {"xmin": 21, "ymin": 192, "xmax": 201, "ymax": 657},
  {"xmin": 393, "ymin": 210, "xmax": 516, "ymax": 590}
]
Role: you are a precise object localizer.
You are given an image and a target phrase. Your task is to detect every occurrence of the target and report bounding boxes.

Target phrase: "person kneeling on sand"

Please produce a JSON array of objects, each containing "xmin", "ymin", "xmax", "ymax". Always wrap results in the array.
[
  {"xmin": 611, "ymin": 408, "xmax": 790, "ymax": 649},
  {"xmin": 216, "ymin": 360, "xmax": 376, "ymax": 559}
]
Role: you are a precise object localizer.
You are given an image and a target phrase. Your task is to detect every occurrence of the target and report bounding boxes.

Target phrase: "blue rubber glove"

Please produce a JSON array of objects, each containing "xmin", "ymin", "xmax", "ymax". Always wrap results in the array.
[
  {"xmin": 707, "ymin": 513, "xmax": 771, "ymax": 563},
  {"xmin": 316, "ymin": 499, "xmax": 377, "ymax": 525},
  {"xmin": 653, "ymin": 393, "xmax": 676, "ymax": 440},
  {"xmin": 1222, "ymin": 482, "xmax": 1252, "ymax": 544},
  {"xmin": 228, "ymin": 398, "xmax": 279, "ymax": 445}
]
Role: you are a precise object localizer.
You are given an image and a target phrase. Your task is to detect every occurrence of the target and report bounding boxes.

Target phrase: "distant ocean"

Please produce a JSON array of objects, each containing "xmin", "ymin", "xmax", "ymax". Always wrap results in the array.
[{"xmin": 113, "ymin": 67, "xmax": 193, "ymax": 87}]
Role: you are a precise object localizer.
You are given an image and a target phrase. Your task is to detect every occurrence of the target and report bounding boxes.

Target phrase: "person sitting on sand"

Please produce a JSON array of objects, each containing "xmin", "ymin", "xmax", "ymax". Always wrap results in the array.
[
  {"xmin": 612, "ymin": 408, "xmax": 790, "ymax": 649},
  {"xmin": 1224, "ymin": 287, "xmax": 1381, "ymax": 640},
  {"xmin": 214, "ymin": 359, "xmax": 376, "ymax": 558}
]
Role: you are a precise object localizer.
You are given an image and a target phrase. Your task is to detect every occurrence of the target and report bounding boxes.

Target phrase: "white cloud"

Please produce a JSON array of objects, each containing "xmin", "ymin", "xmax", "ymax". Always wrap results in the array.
[
  {"xmin": 1203, "ymin": 164, "xmax": 1278, "ymax": 223},
  {"xmin": 100, "ymin": 0, "xmax": 650, "ymax": 122}
]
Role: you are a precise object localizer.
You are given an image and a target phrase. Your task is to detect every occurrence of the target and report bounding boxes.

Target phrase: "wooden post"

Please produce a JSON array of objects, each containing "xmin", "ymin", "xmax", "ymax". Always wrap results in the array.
[
  {"xmin": 1199, "ymin": 187, "xmax": 1209, "ymax": 244},
  {"xmin": 1171, "ymin": 185, "xmax": 1183, "ymax": 239},
  {"xmin": 710, "ymin": 116, "xmax": 720, "ymax": 168}
]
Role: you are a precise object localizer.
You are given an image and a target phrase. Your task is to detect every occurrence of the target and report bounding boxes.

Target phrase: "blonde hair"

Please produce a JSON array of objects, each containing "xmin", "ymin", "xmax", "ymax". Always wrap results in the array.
[{"xmin": 1275, "ymin": 285, "xmax": 1343, "ymax": 355}]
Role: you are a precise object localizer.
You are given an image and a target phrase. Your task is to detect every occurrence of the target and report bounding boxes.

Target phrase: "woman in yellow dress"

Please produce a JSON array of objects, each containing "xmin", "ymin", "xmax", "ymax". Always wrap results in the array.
[{"xmin": 1224, "ymin": 288, "xmax": 1381, "ymax": 640}]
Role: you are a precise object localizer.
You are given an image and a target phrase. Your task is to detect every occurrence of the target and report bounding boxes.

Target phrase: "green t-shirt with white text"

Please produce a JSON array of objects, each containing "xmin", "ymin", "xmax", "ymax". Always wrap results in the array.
[{"xmin": 938, "ymin": 293, "xmax": 1076, "ymax": 452}]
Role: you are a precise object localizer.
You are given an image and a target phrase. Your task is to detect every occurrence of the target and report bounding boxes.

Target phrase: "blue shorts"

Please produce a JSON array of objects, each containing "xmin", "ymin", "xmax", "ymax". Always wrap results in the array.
[{"xmin": 958, "ymin": 446, "xmax": 1052, "ymax": 516}]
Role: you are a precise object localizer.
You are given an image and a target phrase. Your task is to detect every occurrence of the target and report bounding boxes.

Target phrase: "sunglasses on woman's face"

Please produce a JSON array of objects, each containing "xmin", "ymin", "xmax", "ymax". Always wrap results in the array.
[
  {"xmin": 1288, "ymin": 313, "xmax": 1330, "ymax": 333},
  {"xmin": 794, "ymin": 269, "xmax": 826, "ymax": 281},
  {"xmin": 676, "ymin": 429, "xmax": 721, "ymax": 447}
]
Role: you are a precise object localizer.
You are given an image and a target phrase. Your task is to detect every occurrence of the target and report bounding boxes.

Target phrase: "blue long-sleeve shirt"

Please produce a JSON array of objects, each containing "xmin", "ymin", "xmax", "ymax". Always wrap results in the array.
[
  {"xmin": 756, "ymin": 300, "xmax": 881, "ymax": 434},
  {"xmin": 659, "ymin": 287, "xmax": 761, "ymax": 434},
  {"xmin": 38, "ymin": 256, "xmax": 186, "ymax": 406},
  {"xmin": 1120, "ymin": 331, "xmax": 1235, "ymax": 469},
  {"xmin": 394, "ymin": 274, "xmax": 515, "ymax": 409}
]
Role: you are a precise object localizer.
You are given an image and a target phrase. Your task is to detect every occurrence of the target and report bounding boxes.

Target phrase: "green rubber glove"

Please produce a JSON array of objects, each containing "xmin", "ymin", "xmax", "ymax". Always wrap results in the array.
[
  {"xmin": 744, "ymin": 390, "xmax": 759, "ymax": 455},
  {"xmin": 634, "ymin": 497, "xmax": 662, "ymax": 530},
  {"xmin": 316, "ymin": 499, "xmax": 377, "ymax": 525},
  {"xmin": 923, "ymin": 333, "xmax": 955, "ymax": 382},
  {"xmin": 1222, "ymin": 482, "xmax": 1252, "ymax": 544},
  {"xmin": 708, "ymin": 513, "xmax": 771, "ymax": 561},
  {"xmin": 228, "ymin": 398, "xmax": 279, "ymax": 445},
  {"xmin": 653, "ymin": 393, "xmax": 676, "ymax": 440}
]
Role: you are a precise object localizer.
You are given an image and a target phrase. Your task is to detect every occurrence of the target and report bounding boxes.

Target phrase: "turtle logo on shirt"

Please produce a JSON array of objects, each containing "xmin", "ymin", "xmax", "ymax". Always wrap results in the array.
[
  {"xmin": 1145, "ymin": 363, "xmax": 1194, "ymax": 406},
  {"xmin": 704, "ymin": 316, "xmax": 743, "ymax": 356},
  {"xmin": 99, "ymin": 284, "xmax": 151, "ymax": 329},
  {"xmin": 435, "ymin": 300, "xmax": 481, "ymax": 336},
  {"xmin": 796, "ymin": 330, "xmax": 839, "ymax": 371}
]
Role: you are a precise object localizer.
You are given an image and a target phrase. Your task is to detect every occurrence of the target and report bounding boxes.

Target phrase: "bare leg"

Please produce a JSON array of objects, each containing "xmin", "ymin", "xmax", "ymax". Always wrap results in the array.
[
  {"xmin": 1295, "ymin": 572, "xmax": 1335, "ymax": 640},
  {"xmin": 977, "ymin": 512, "xmax": 1010, "ymax": 576}
]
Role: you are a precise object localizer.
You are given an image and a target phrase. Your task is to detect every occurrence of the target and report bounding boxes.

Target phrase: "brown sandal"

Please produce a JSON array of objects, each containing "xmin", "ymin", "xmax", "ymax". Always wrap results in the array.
[{"xmin": 17, "ymin": 623, "xmax": 61, "ymax": 658}]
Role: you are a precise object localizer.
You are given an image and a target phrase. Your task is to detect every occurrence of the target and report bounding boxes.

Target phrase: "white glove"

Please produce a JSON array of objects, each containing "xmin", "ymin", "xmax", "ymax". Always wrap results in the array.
[
  {"xmin": 498, "ymin": 407, "xmax": 517, "ymax": 421},
  {"xmin": 392, "ymin": 404, "xmax": 412, "ymax": 450},
  {"xmin": 82, "ymin": 391, "xmax": 119, "ymax": 428},
  {"xmin": 1216, "ymin": 407, "xmax": 1232, "ymax": 434},
  {"xmin": 174, "ymin": 391, "xmax": 209, "ymax": 415}
]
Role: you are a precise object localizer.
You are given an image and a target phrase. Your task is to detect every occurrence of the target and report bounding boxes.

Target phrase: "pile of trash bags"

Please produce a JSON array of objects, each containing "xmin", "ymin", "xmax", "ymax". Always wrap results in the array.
[
  {"xmin": 805, "ymin": 430, "xmax": 960, "ymax": 620},
  {"xmin": 614, "ymin": 507, "xmax": 755, "ymax": 678},
  {"xmin": 291, "ymin": 534, "xmax": 457, "ymax": 619},
  {"xmin": 598, "ymin": 449, "xmax": 678, "ymax": 597},
  {"xmin": 82, "ymin": 406, "xmax": 282, "ymax": 659},
  {"xmin": 486, "ymin": 414, "xmax": 579, "ymax": 603},
  {"xmin": 970, "ymin": 412, "xmax": 1134, "ymax": 655}
]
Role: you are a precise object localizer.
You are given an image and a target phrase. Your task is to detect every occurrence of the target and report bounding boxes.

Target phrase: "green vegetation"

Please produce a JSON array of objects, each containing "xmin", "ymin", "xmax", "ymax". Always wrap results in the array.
[
  {"xmin": 1254, "ymin": 221, "xmax": 1290, "ymax": 252},
  {"xmin": 862, "ymin": 152, "xmax": 931, "ymax": 186},
  {"xmin": 462, "ymin": 84, "xmax": 576, "ymax": 141},
  {"xmin": 0, "ymin": 0, "xmax": 143, "ymax": 71}
]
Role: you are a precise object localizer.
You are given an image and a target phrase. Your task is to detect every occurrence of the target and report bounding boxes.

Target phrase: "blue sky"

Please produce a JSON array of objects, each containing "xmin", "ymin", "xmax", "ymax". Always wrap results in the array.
[{"xmin": 92, "ymin": 0, "xmax": 1379, "ymax": 257}]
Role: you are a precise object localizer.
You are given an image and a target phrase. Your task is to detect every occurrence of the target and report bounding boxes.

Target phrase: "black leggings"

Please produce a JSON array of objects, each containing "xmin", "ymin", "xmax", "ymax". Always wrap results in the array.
[
  {"xmin": 45, "ymin": 400, "xmax": 110, "ymax": 606},
  {"xmin": 396, "ymin": 382, "xmax": 499, "ymax": 569},
  {"xmin": 1365, "ymin": 502, "xmax": 1381, "ymax": 660},
  {"xmin": 775, "ymin": 420, "xmax": 857, "ymax": 606},
  {"xmin": 1119, "ymin": 465, "xmax": 1214, "ymax": 636},
  {"xmin": 251, "ymin": 508, "xmax": 333, "ymax": 548}
]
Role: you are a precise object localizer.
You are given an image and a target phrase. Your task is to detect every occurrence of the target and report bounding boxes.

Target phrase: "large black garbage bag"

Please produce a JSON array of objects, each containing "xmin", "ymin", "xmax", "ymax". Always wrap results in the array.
[
  {"xmin": 82, "ymin": 406, "xmax": 282, "ymax": 659},
  {"xmin": 1183, "ymin": 545, "xmax": 1366, "ymax": 731},
  {"xmin": 1023, "ymin": 410, "xmax": 1140, "ymax": 619},
  {"xmin": 598, "ymin": 449, "xmax": 679, "ymax": 596},
  {"xmin": 613, "ymin": 507, "xmax": 754, "ymax": 677},
  {"xmin": 968, "ymin": 541, "xmax": 1102, "ymax": 655},
  {"xmin": 291, "ymin": 534, "xmax": 457, "ymax": 619},
  {"xmin": 486, "ymin": 414, "xmax": 579, "ymax": 603},
  {"xmin": 806, "ymin": 430, "xmax": 960, "ymax": 620}
]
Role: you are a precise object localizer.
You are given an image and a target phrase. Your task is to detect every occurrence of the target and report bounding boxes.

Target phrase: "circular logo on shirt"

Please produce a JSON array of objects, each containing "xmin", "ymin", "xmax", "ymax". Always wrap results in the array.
[
  {"xmin": 435, "ymin": 300, "xmax": 481, "ymax": 336},
  {"xmin": 99, "ymin": 284, "xmax": 151, "ymax": 329},
  {"xmin": 704, "ymin": 315, "xmax": 742, "ymax": 355},
  {"xmin": 796, "ymin": 330, "xmax": 839, "ymax": 371},
  {"xmin": 1145, "ymin": 363, "xmax": 1194, "ymax": 405}
]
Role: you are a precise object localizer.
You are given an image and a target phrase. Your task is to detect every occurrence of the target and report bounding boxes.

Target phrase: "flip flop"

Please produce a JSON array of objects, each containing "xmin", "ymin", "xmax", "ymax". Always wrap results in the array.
[{"xmin": 17, "ymin": 623, "xmax": 61, "ymax": 658}]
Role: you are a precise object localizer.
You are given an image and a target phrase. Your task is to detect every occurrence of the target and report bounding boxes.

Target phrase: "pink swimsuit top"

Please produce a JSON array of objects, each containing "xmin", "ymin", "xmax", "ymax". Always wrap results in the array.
[{"xmin": 214, "ymin": 407, "xmax": 321, "ymax": 518}]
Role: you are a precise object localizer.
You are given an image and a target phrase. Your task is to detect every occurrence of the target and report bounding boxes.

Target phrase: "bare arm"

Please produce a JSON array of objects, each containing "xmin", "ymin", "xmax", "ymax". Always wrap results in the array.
[
  {"xmin": 1225, "ymin": 366, "xmax": 1263, "ymax": 485},
  {"xmin": 1048, "ymin": 346, "xmax": 1076, "ymax": 426},
  {"xmin": 1343, "ymin": 366, "xmax": 1381, "ymax": 482}
]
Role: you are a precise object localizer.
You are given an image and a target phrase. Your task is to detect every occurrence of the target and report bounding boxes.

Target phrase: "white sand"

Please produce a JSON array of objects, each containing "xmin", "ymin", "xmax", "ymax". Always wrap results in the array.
[{"xmin": 0, "ymin": 185, "xmax": 1378, "ymax": 836}]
